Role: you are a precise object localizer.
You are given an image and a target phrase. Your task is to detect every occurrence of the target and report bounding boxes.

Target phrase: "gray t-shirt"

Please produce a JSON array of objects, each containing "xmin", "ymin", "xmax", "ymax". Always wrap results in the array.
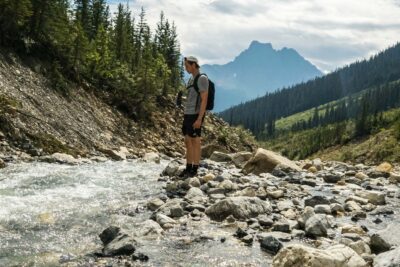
[{"xmin": 184, "ymin": 74, "xmax": 209, "ymax": 115}]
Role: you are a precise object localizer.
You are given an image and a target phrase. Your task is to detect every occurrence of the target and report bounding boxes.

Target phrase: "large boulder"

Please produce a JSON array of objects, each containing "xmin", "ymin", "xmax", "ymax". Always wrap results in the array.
[
  {"xmin": 242, "ymin": 148, "xmax": 301, "ymax": 175},
  {"xmin": 374, "ymin": 246, "xmax": 400, "ymax": 267},
  {"xmin": 201, "ymin": 143, "xmax": 228, "ymax": 158},
  {"xmin": 210, "ymin": 151, "xmax": 232, "ymax": 162},
  {"xmin": 370, "ymin": 222, "xmax": 400, "ymax": 253},
  {"xmin": 232, "ymin": 151, "xmax": 253, "ymax": 168},
  {"xmin": 205, "ymin": 196, "xmax": 272, "ymax": 221},
  {"xmin": 272, "ymin": 244, "xmax": 366, "ymax": 267}
]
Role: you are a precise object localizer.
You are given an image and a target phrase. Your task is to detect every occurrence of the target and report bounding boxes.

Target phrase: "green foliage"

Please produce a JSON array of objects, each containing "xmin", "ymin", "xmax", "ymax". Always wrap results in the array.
[{"xmin": 0, "ymin": 1, "xmax": 183, "ymax": 121}]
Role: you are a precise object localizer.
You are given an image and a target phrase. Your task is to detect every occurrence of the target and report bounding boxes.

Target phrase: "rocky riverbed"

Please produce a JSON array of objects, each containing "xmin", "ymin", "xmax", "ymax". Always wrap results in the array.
[{"xmin": 1, "ymin": 149, "xmax": 400, "ymax": 266}]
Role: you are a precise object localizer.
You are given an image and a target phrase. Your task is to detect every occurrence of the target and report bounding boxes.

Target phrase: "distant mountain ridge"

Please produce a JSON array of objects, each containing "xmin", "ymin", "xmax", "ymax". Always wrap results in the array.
[{"xmin": 201, "ymin": 41, "xmax": 322, "ymax": 111}]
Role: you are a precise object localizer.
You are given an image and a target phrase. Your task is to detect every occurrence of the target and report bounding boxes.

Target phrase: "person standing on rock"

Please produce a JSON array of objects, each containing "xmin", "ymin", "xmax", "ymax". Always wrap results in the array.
[{"xmin": 179, "ymin": 56, "xmax": 209, "ymax": 178}]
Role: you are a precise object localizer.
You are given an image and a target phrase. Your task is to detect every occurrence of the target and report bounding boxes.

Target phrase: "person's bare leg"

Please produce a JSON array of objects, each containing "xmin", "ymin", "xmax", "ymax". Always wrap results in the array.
[
  {"xmin": 192, "ymin": 137, "xmax": 201, "ymax": 165},
  {"xmin": 185, "ymin": 135, "xmax": 194, "ymax": 165}
]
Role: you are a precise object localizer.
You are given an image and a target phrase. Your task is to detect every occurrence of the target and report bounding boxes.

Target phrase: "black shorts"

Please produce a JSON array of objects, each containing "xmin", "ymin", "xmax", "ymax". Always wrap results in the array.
[{"xmin": 181, "ymin": 114, "xmax": 205, "ymax": 138}]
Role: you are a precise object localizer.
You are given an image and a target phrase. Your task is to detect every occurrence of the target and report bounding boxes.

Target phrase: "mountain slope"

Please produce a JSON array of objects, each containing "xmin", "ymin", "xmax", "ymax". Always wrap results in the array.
[
  {"xmin": 202, "ymin": 41, "xmax": 322, "ymax": 111},
  {"xmin": 0, "ymin": 49, "xmax": 257, "ymax": 160}
]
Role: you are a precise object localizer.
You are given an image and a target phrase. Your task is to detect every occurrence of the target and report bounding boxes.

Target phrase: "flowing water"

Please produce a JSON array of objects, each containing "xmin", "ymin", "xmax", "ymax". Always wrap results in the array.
[{"xmin": 0, "ymin": 160, "xmax": 270, "ymax": 267}]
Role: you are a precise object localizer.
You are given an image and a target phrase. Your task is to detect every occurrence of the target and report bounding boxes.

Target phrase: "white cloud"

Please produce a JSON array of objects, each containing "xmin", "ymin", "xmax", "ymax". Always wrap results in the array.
[{"xmin": 107, "ymin": 0, "xmax": 400, "ymax": 72}]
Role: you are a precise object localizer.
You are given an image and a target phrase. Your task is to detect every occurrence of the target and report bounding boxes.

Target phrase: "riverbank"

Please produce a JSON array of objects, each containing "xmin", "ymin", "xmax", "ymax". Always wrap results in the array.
[{"xmin": 2, "ymin": 149, "xmax": 398, "ymax": 266}]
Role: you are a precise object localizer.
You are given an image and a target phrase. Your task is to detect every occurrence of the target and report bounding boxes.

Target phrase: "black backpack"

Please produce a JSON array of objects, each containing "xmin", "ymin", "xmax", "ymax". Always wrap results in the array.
[{"xmin": 191, "ymin": 73, "xmax": 215, "ymax": 111}]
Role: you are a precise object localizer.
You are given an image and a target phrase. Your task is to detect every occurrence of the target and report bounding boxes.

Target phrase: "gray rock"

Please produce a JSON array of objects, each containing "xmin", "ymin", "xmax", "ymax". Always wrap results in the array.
[
  {"xmin": 162, "ymin": 160, "xmax": 181, "ymax": 176},
  {"xmin": 370, "ymin": 222, "xmax": 400, "ymax": 253},
  {"xmin": 314, "ymin": 205, "xmax": 331, "ymax": 214},
  {"xmin": 272, "ymin": 244, "xmax": 367, "ymax": 267},
  {"xmin": 323, "ymin": 172, "xmax": 343, "ymax": 183},
  {"xmin": 210, "ymin": 151, "xmax": 232, "ymax": 162},
  {"xmin": 147, "ymin": 198, "xmax": 165, "ymax": 211},
  {"xmin": 142, "ymin": 152, "xmax": 160, "ymax": 163},
  {"xmin": 304, "ymin": 195, "xmax": 330, "ymax": 207},
  {"xmin": 205, "ymin": 197, "xmax": 272, "ymax": 221},
  {"xmin": 232, "ymin": 151, "xmax": 252, "ymax": 168},
  {"xmin": 305, "ymin": 214, "xmax": 330, "ymax": 238},
  {"xmin": 374, "ymin": 246, "xmax": 400, "ymax": 267},
  {"xmin": 99, "ymin": 226, "xmax": 136, "ymax": 257},
  {"xmin": 0, "ymin": 158, "xmax": 5, "ymax": 168},
  {"xmin": 260, "ymin": 235, "xmax": 283, "ymax": 255},
  {"xmin": 156, "ymin": 213, "xmax": 178, "ymax": 228},
  {"xmin": 242, "ymin": 148, "xmax": 301, "ymax": 175},
  {"xmin": 184, "ymin": 187, "xmax": 206, "ymax": 203},
  {"xmin": 356, "ymin": 190, "xmax": 386, "ymax": 205}
]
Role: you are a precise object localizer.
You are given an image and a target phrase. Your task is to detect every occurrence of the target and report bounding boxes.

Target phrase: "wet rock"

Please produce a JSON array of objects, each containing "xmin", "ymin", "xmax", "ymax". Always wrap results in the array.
[
  {"xmin": 356, "ymin": 190, "xmax": 386, "ymax": 205},
  {"xmin": 344, "ymin": 201, "xmax": 362, "ymax": 212},
  {"xmin": 330, "ymin": 203, "xmax": 345, "ymax": 214},
  {"xmin": 143, "ymin": 152, "xmax": 160, "ymax": 163},
  {"xmin": 205, "ymin": 196, "xmax": 272, "ymax": 221},
  {"xmin": 188, "ymin": 177, "xmax": 201, "ymax": 187},
  {"xmin": 43, "ymin": 153, "xmax": 79, "ymax": 165},
  {"xmin": 147, "ymin": 198, "xmax": 165, "ymax": 211},
  {"xmin": 389, "ymin": 172, "xmax": 400, "ymax": 184},
  {"xmin": 103, "ymin": 149, "xmax": 127, "ymax": 160},
  {"xmin": 155, "ymin": 199, "xmax": 184, "ymax": 218},
  {"xmin": 341, "ymin": 225, "xmax": 366, "ymax": 235},
  {"xmin": 299, "ymin": 206, "xmax": 315, "ymax": 228},
  {"xmin": 0, "ymin": 158, "xmax": 5, "ymax": 168},
  {"xmin": 373, "ymin": 246, "xmax": 400, "ymax": 267},
  {"xmin": 99, "ymin": 226, "xmax": 121, "ymax": 246},
  {"xmin": 260, "ymin": 235, "xmax": 283, "ymax": 255},
  {"xmin": 305, "ymin": 214, "xmax": 331, "ymax": 238},
  {"xmin": 132, "ymin": 252, "xmax": 149, "ymax": 262},
  {"xmin": 210, "ymin": 151, "xmax": 232, "ymax": 162},
  {"xmin": 304, "ymin": 195, "xmax": 330, "ymax": 207},
  {"xmin": 323, "ymin": 172, "xmax": 343, "ymax": 183},
  {"xmin": 272, "ymin": 244, "xmax": 366, "ymax": 267},
  {"xmin": 99, "ymin": 226, "xmax": 136, "ymax": 257},
  {"xmin": 242, "ymin": 148, "xmax": 301, "ymax": 175},
  {"xmin": 156, "ymin": 213, "xmax": 178, "ymax": 228},
  {"xmin": 136, "ymin": 220, "xmax": 164, "ymax": 237},
  {"xmin": 370, "ymin": 222, "xmax": 400, "ymax": 253},
  {"xmin": 231, "ymin": 151, "xmax": 252, "ymax": 168}
]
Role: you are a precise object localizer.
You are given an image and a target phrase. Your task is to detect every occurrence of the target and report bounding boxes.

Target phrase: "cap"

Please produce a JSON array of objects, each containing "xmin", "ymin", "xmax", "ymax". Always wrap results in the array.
[{"xmin": 185, "ymin": 56, "xmax": 199, "ymax": 65}]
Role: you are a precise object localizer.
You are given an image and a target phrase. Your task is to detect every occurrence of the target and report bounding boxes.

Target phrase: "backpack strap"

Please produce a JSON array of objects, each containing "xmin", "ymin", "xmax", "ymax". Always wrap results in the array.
[{"xmin": 187, "ymin": 73, "xmax": 207, "ymax": 93}]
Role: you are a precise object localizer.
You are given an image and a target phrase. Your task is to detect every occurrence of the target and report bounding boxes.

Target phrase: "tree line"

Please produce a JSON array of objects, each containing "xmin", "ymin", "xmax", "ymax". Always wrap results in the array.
[{"xmin": 0, "ymin": 0, "xmax": 182, "ymax": 120}]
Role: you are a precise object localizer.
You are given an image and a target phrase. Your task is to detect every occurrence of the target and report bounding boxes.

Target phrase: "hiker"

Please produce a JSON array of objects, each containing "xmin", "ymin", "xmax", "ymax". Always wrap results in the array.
[{"xmin": 179, "ymin": 56, "xmax": 209, "ymax": 178}]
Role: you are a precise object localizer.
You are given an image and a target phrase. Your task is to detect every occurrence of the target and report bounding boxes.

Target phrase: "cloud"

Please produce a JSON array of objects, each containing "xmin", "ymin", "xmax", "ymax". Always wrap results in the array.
[{"xmin": 107, "ymin": 0, "xmax": 400, "ymax": 72}]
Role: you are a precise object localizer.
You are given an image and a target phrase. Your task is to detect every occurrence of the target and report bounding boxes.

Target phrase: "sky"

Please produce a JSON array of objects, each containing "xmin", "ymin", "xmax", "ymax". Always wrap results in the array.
[{"xmin": 107, "ymin": 0, "xmax": 400, "ymax": 73}]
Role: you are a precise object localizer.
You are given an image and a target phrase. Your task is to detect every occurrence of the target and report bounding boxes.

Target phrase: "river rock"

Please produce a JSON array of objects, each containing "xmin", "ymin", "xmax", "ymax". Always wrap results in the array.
[
  {"xmin": 304, "ymin": 195, "xmax": 330, "ymax": 207},
  {"xmin": 217, "ymin": 180, "xmax": 238, "ymax": 192},
  {"xmin": 305, "ymin": 214, "xmax": 330, "ymax": 238},
  {"xmin": 323, "ymin": 172, "xmax": 343, "ymax": 183},
  {"xmin": 99, "ymin": 226, "xmax": 136, "ymax": 257},
  {"xmin": 355, "ymin": 172, "xmax": 368, "ymax": 180},
  {"xmin": 210, "ymin": 151, "xmax": 232, "ymax": 162},
  {"xmin": 205, "ymin": 197, "xmax": 272, "ymax": 221},
  {"xmin": 314, "ymin": 205, "xmax": 331, "ymax": 214},
  {"xmin": 202, "ymin": 173, "xmax": 215, "ymax": 182},
  {"xmin": 136, "ymin": 220, "xmax": 164, "ymax": 237},
  {"xmin": 147, "ymin": 198, "xmax": 165, "ymax": 211},
  {"xmin": 0, "ymin": 159, "xmax": 5, "ymax": 168},
  {"xmin": 232, "ymin": 151, "xmax": 252, "ymax": 168},
  {"xmin": 375, "ymin": 162, "xmax": 393, "ymax": 173},
  {"xmin": 260, "ymin": 235, "xmax": 283, "ymax": 255},
  {"xmin": 355, "ymin": 190, "xmax": 386, "ymax": 205},
  {"xmin": 272, "ymin": 244, "xmax": 366, "ymax": 267},
  {"xmin": 242, "ymin": 148, "xmax": 301, "ymax": 175},
  {"xmin": 162, "ymin": 160, "xmax": 180, "ymax": 176},
  {"xmin": 184, "ymin": 187, "xmax": 206, "ymax": 203},
  {"xmin": 370, "ymin": 222, "xmax": 400, "ymax": 253},
  {"xmin": 46, "ymin": 153, "xmax": 79, "ymax": 165},
  {"xmin": 373, "ymin": 246, "xmax": 400, "ymax": 267},
  {"xmin": 156, "ymin": 213, "xmax": 178, "ymax": 228},
  {"xmin": 389, "ymin": 172, "xmax": 400, "ymax": 184},
  {"xmin": 155, "ymin": 199, "xmax": 184, "ymax": 218},
  {"xmin": 201, "ymin": 143, "xmax": 227, "ymax": 158},
  {"xmin": 143, "ymin": 152, "xmax": 160, "ymax": 163}
]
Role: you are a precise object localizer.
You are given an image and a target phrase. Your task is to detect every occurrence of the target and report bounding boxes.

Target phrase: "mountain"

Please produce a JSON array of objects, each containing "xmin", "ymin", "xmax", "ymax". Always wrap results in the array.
[{"xmin": 201, "ymin": 41, "xmax": 322, "ymax": 111}]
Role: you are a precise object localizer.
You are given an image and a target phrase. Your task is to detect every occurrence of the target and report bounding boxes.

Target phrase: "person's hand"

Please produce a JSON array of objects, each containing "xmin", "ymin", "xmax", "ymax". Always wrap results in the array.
[{"xmin": 193, "ymin": 119, "xmax": 202, "ymax": 129}]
